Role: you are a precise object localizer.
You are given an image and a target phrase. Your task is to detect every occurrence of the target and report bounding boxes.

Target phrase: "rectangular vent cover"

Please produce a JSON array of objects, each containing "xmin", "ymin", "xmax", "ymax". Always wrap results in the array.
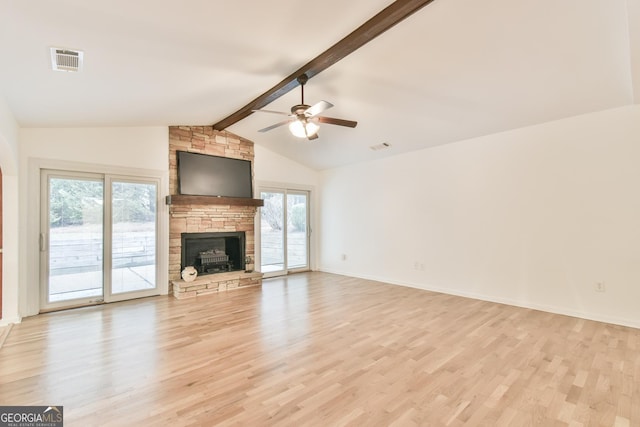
[
  {"xmin": 50, "ymin": 48, "xmax": 83, "ymax": 72},
  {"xmin": 370, "ymin": 142, "xmax": 391, "ymax": 151}
]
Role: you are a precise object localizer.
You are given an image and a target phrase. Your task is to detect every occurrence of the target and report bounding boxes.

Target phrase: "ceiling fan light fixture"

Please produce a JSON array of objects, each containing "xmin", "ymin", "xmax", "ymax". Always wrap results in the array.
[
  {"xmin": 289, "ymin": 119, "xmax": 319, "ymax": 138},
  {"xmin": 253, "ymin": 74, "xmax": 356, "ymax": 138}
]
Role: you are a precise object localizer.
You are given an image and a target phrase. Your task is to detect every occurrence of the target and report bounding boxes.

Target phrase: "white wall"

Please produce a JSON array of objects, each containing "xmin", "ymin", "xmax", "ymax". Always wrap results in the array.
[
  {"xmin": 320, "ymin": 105, "xmax": 640, "ymax": 328},
  {"xmin": 0, "ymin": 96, "xmax": 20, "ymax": 324},
  {"xmin": 20, "ymin": 127, "xmax": 169, "ymax": 169},
  {"xmin": 19, "ymin": 127, "xmax": 169, "ymax": 316},
  {"xmin": 253, "ymin": 144, "xmax": 319, "ymax": 186}
]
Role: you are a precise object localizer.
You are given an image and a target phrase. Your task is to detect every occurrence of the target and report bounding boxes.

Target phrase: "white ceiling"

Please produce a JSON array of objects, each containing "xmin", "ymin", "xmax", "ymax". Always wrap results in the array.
[{"xmin": 1, "ymin": 0, "xmax": 638, "ymax": 170}]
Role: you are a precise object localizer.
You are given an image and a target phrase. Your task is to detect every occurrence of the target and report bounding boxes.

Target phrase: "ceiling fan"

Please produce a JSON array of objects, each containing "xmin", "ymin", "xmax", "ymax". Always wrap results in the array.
[{"xmin": 253, "ymin": 74, "xmax": 357, "ymax": 140}]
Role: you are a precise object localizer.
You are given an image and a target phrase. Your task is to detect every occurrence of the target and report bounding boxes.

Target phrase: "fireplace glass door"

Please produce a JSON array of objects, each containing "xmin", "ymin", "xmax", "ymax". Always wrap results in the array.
[
  {"xmin": 260, "ymin": 189, "xmax": 309, "ymax": 276},
  {"xmin": 41, "ymin": 170, "xmax": 160, "ymax": 311}
]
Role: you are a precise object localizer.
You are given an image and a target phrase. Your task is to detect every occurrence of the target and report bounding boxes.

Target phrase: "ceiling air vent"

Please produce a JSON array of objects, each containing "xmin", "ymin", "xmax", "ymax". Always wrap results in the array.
[
  {"xmin": 50, "ymin": 48, "xmax": 83, "ymax": 72},
  {"xmin": 370, "ymin": 142, "xmax": 391, "ymax": 151}
]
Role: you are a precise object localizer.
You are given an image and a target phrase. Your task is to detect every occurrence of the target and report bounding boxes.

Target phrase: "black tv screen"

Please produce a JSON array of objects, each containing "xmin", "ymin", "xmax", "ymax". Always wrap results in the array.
[{"xmin": 177, "ymin": 151, "xmax": 253, "ymax": 198}]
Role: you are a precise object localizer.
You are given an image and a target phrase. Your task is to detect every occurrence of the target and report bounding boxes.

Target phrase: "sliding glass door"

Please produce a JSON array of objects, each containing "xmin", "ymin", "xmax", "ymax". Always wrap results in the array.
[
  {"xmin": 260, "ymin": 191, "xmax": 285, "ymax": 273},
  {"xmin": 109, "ymin": 179, "xmax": 157, "ymax": 296},
  {"xmin": 43, "ymin": 173, "xmax": 104, "ymax": 305},
  {"xmin": 286, "ymin": 192, "xmax": 308, "ymax": 270},
  {"xmin": 41, "ymin": 170, "xmax": 159, "ymax": 310},
  {"xmin": 260, "ymin": 188, "xmax": 310, "ymax": 276}
]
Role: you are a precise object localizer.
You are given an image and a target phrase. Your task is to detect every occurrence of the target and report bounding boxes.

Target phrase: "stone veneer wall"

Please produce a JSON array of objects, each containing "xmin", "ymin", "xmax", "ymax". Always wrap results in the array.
[{"xmin": 168, "ymin": 126, "xmax": 259, "ymax": 294}]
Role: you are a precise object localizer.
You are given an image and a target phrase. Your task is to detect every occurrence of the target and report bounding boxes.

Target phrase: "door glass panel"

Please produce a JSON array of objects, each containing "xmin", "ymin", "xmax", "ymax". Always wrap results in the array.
[
  {"xmin": 287, "ymin": 193, "xmax": 308, "ymax": 269},
  {"xmin": 48, "ymin": 177, "xmax": 104, "ymax": 302},
  {"xmin": 111, "ymin": 181, "xmax": 157, "ymax": 294},
  {"xmin": 260, "ymin": 191, "xmax": 285, "ymax": 273}
]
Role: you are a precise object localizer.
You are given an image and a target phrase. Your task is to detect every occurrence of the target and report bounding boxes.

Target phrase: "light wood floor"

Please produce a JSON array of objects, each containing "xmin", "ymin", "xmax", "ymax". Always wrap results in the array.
[{"xmin": 1, "ymin": 272, "xmax": 638, "ymax": 426}]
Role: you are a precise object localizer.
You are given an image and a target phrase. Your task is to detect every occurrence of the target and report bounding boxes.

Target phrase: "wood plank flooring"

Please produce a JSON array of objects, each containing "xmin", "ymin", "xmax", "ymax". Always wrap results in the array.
[
  {"xmin": 1, "ymin": 272, "xmax": 639, "ymax": 426},
  {"xmin": 0, "ymin": 323, "xmax": 11, "ymax": 349}
]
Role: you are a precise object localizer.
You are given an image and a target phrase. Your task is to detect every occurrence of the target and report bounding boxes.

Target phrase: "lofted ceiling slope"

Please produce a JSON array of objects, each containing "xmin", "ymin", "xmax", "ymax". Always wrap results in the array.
[{"xmin": 0, "ymin": 0, "xmax": 638, "ymax": 170}]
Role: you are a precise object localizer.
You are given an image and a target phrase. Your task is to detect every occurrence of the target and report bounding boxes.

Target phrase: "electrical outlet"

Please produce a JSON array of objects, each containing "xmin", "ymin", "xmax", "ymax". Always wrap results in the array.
[
  {"xmin": 341, "ymin": 254, "xmax": 347, "ymax": 261},
  {"xmin": 595, "ymin": 282, "xmax": 606, "ymax": 292},
  {"xmin": 414, "ymin": 261, "xmax": 420, "ymax": 270},
  {"xmin": 419, "ymin": 262, "xmax": 425, "ymax": 271}
]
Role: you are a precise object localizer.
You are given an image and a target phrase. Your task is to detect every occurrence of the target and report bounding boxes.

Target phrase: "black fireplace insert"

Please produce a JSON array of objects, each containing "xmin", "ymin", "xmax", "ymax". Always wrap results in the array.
[{"xmin": 181, "ymin": 231, "xmax": 245, "ymax": 275}]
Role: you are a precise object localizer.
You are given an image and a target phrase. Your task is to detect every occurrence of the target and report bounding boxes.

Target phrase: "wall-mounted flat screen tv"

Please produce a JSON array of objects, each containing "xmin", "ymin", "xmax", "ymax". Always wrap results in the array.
[{"xmin": 177, "ymin": 151, "xmax": 253, "ymax": 198}]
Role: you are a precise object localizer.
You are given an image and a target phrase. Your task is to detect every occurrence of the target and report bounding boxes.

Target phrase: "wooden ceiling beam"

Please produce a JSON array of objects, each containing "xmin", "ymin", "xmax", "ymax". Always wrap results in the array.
[{"xmin": 212, "ymin": 0, "xmax": 437, "ymax": 131}]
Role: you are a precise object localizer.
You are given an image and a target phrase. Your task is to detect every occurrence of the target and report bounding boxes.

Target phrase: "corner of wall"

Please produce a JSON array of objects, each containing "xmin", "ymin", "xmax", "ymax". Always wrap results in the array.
[{"xmin": 0, "ymin": 95, "xmax": 20, "ymax": 322}]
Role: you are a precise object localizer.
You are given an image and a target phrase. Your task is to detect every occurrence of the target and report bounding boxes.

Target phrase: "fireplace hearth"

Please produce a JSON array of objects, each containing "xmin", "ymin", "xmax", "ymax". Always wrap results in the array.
[{"xmin": 181, "ymin": 231, "xmax": 245, "ymax": 275}]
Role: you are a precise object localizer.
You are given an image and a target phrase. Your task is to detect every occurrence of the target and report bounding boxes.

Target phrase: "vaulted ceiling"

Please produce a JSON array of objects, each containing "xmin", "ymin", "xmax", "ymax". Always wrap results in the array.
[{"xmin": 1, "ymin": 0, "xmax": 638, "ymax": 170}]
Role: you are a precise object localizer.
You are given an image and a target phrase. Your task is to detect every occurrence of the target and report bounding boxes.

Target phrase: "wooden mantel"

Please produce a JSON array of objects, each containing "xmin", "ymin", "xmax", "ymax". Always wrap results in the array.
[{"xmin": 166, "ymin": 195, "xmax": 264, "ymax": 207}]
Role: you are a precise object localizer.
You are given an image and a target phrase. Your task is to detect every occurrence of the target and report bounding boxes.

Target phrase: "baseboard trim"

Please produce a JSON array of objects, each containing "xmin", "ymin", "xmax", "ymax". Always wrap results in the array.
[
  {"xmin": 318, "ymin": 268, "xmax": 640, "ymax": 330},
  {"xmin": 0, "ymin": 316, "xmax": 21, "ymax": 327}
]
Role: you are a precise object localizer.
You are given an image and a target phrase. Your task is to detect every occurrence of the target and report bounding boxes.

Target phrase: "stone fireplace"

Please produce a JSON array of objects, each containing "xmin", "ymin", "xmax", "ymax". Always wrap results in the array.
[{"xmin": 168, "ymin": 126, "xmax": 263, "ymax": 299}]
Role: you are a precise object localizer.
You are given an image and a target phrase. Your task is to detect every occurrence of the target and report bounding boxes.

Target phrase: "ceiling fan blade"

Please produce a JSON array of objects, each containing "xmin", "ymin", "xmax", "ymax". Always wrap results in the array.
[
  {"xmin": 317, "ymin": 116, "xmax": 358, "ymax": 128},
  {"xmin": 258, "ymin": 119, "xmax": 292, "ymax": 133},
  {"xmin": 305, "ymin": 100, "xmax": 333, "ymax": 117},
  {"xmin": 252, "ymin": 109, "xmax": 291, "ymax": 116}
]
